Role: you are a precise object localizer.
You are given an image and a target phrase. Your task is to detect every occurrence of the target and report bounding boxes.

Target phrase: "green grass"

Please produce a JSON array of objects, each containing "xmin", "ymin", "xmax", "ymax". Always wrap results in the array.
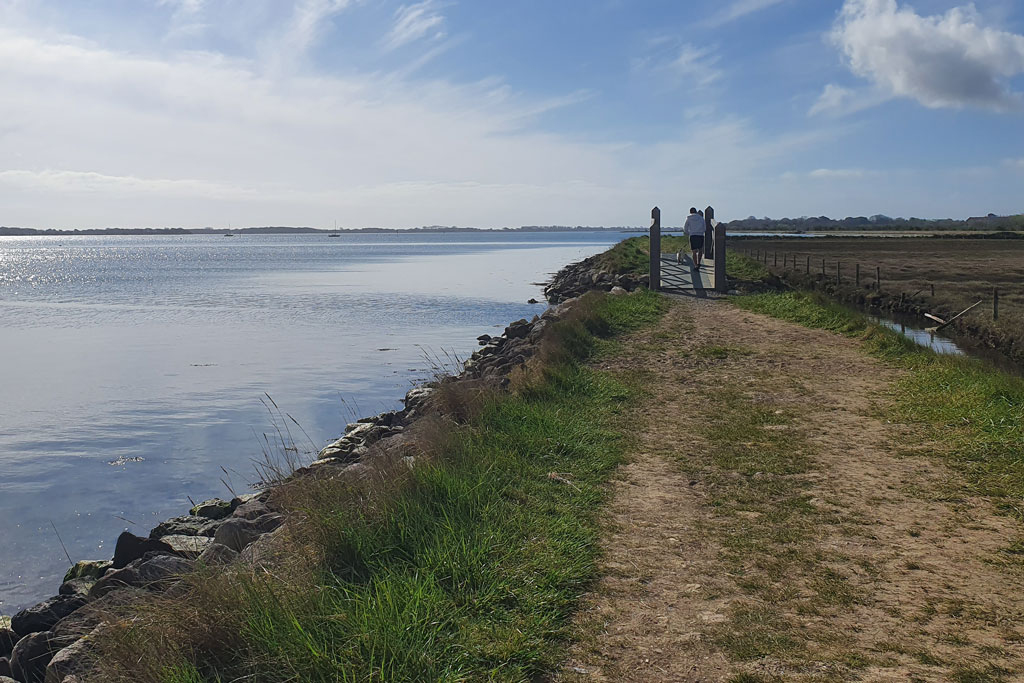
[
  {"xmin": 734, "ymin": 291, "xmax": 1024, "ymax": 517},
  {"xmin": 94, "ymin": 291, "xmax": 668, "ymax": 683},
  {"xmin": 595, "ymin": 237, "xmax": 769, "ymax": 284}
]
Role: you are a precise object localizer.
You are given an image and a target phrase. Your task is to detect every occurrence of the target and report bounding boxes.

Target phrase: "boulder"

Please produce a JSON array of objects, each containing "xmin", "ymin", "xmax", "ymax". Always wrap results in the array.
[
  {"xmin": 188, "ymin": 498, "xmax": 235, "ymax": 520},
  {"xmin": 231, "ymin": 499, "xmax": 270, "ymax": 520},
  {"xmin": 196, "ymin": 543, "xmax": 238, "ymax": 567},
  {"xmin": 505, "ymin": 319, "xmax": 531, "ymax": 339},
  {"xmin": 90, "ymin": 554, "xmax": 193, "ymax": 598},
  {"xmin": 149, "ymin": 515, "xmax": 219, "ymax": 539},
  {"xmin": 61, "ymin": 562, "xmax": 111, "ymax": 585},
  {"xmin": 213, "ymin": 514, "xmax": 285, "ymax": 553},
  {"xmin": 10, "ymin": 631, "xmax": 56, "ymax": 683},
  {"xmin": 88, "ymin": 566, "xmax": 141, "ymax": 600},
  {"xmin": 111, "ymin": 531, "xmax": 173, "ymax": 569},
  {"xmin": 158, "ymin": 535, "xmax": 213, "ymax": 557},
  {"xmin": 610, "ymin": 286, "xmax": 627, "ymax": 295},
  {"xmin": 476, "ymin": 334, "xmax": 492, "ymax": 345},
  {"xmin": 11, "ymin": 597, "xmax": 87, "ymax": 638},
  {"xmin": 44, "ymin": 628, "xmax": 98, "ymax": 683},
  {"xmin": 0, "ymin": 622, "xmax": 13, "ymax": 658},
  {"xmin": 239, "ymin": 527, "xmax": 285, "ymax": 568},
  {"xmin": 403, "ymin": 386, "xmax": 434, "ymax": 413},
  {"xmin": 56, "ymin": 580, "xmax": 92, "ymax": 598}
]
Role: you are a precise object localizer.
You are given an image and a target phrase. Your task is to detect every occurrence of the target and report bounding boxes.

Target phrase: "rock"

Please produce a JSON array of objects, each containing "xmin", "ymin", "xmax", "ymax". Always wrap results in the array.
[
  {"xmin": 239, "ymin": 527, "xmax": 285, "ymax": 568},
  {"xmin": 88, "ymin": 566, "xmax": 141, "ymax": 600},
  {"xmin": 0, "ymin": 623, "xmax": 13, "ymax": 658},
  {"xmin": 149, "ymin": 515, "xmax": 219, "ymax": 539},
  {"xmin": 476, "ymin": 334, "xmax": 492, "ymax": 345},
  {"xmin": 111, "ymin": 531, "xmax": 174, "ymax": 569},
  {"xmin": 61, "ymin": 561, "xmax": 111, "ymax": 585},
  {"xmin": 11, "ymin": 597, "xmax": 87, "ymax": 638},
  {"xmin": 44, "ymin": 628, "xmax": 98, "ymax": 683},
  {"xmin": 610, "ymin": 286, "xmax": 627, "ymax": 295},
  {"xmin": 505, "ymin": 319, "xmax": 531, "ymax": 339},
  {"xmin": 189, "ymin": 498, "xmax": 235, "ymax": 520},
  {"xmin": 135, "ymin": 554, "xmax": 193, "ymax": 586},
  {"xmin": 213, "ymin": 514, "xmax": 285, "ymax": 553},
  {"xmin": 0, "ymin": 657, "xmax": 11, "ymax": 678},
  {"xmin": 231, "ymin": 499, "xmax": 270, "ymax": 520},
  {"xmin": 527, "ymin": 298, "xmax": 539, "ymax": 304},
  {"xmin": 158, "ymin": 535, "xmax": 213, "ymax": 557},
  {"xmin": 196, "ymin": 543, "xmax": 238, "ymax": 567},
  {"xmin": 403, "ymin": 386, "xmax": 434, "ymax": 412},
  {"xmin": 56, "ymin": 580, "xmax": 92, "ymax": 598},
  {"xmin": 11, "ymin": 631, "xmax": 56, "ymax": 683}
]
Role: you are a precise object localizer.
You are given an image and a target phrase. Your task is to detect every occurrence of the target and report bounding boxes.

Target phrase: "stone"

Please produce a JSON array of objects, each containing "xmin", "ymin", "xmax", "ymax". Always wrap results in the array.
[
  {"xmin": 189, "ymin": 498, "xmax": 235, "ymax": 520},
  {"xmin": 0, "ymin": 657, "xmax": 11, "ymax": 678},
  {"xmin": 505, "ymin": 319, "xmax": 531, "ymax": 339},
  {"xmin": 239, "ymin": 527, "xmax": 284, "ymax": 568},
  {"xmin": 476, "ymin": 334, "xmax": 492, "ymax": 345},
  {"xmin": 610, "ymin": 286, "xmax": 627, "ymax": 295},
  {"xmin": 231, "ymin": 499, "xmax": 270, "ymax": 520},
  {"xmin": 10, "ymin": 631, "xmax": 55, "ymax": 683},
  {"xmin": 158, "ymin": 535, "xmax": 214, "ymax": 557},
  {"xmin": 56, "ymin": 581, "xmax": 91, "ymax": 598},
  {"xmin": 11, "ymin": 597, "xmax": 87, "ymax": 638},
  {"xmin": 0, "ymin": 623, "xmax": 13, "ymax": 658},
  {"xmin": 213, "ymin": 514, "xmax": 284, "ymax": 553},
  {"xmin": 149, "ymin": 515, "xmax": 220, "ymax": 539},
  {"xmin": 44, "ymin": 628, "xmax": 98, "ymax": 683},
  {"xmin": 61, "ymin": 561, "xmax": 111, "ymax": 585},
  {"xmin": 134, "ymin": 555, "xmax": 193, "ymax": 587},
  {"xmin": 88, "ymin": 566, "xmax": 141, "ymax": 600},
  {"xmin": 196, "ymin": 543, "xmax": 239, "ymax": 567},
  {"xmin": 111, "ymin": 531, "xmax": 173, "ymax": 569}
]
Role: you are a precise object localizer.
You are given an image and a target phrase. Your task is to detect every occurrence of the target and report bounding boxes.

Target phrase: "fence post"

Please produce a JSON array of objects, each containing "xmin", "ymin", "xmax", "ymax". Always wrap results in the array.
[
  {"xmin": 805, "ymin": 255, "xmax": 810, "ymax": 273},
  {"xmin": 994, "ymin": 287, "xmax": 999, "ymax": 320},
  {"xmin": 855, "ymin": 263, "xmax": 860, "ymax": 287},
  {"xmin": 714, "ymin": 222, "xmax": 727, "ymax": 293},
  {"xmin": 837, "ymin": 262, "xmax": 841, "ymax": 285},
  {"xmin": 931, "ymin": 283, "xmax": 935, "ymax": 297},
  {"xmin": 821, "ymin": 258, "xmax": 825, "ymax": 276},
  {"xmin": 774, "ymin": 251, "xmax": 778, "ymax": 267},
  {"xmin": 649, "ymin": 206, "xmax": 661, "ymax": 291},
  {"xmin": 876, "ymin": 266, "xmax": 880, "ymax": 291}
]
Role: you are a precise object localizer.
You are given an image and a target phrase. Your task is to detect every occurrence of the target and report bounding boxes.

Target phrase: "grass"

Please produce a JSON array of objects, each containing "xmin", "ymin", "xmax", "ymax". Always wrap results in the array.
[
  {"xmin": 735, "ymin": 237, "xmax": 1024, "ymax": 359},
  {"xmin": 90, "ymin": 290, "xmax": 669, "ymax": 682},
  {"xmin": 595, "ymin": 236, "xmax": 769, "ymax": 283},
  {"xmin": 734, "ymin": 291, "xmax": 1024, "ymax": 518}
]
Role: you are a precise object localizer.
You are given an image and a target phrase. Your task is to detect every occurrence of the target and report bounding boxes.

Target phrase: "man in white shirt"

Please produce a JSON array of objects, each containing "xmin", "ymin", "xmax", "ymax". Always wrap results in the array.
[{"xmin": 683, "ymin": 207, "xmax": 706, "ymax": 268}]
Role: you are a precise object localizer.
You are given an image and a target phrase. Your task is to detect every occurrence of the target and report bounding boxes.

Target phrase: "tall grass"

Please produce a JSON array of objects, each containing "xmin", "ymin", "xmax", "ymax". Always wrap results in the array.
[
  {"xmin": 735, "ymin": 291, "xmax": 1024, "ymax": 512},
  {"xmin": 91, "ymin": 290, "xmax": 666, "ymax": 682}
]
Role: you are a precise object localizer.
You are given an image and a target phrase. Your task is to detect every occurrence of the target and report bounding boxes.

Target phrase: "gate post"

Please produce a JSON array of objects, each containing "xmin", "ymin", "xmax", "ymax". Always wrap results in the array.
[
  {"xmin": 714, "ymin": 221, "xmax": 727, "ymax": 293},
  {"xmin": 704, "ymin": 206, "xmax": 715, "ymax": 259},
  {"xmin": 650, "ymin": 206, "xmax": 661, "ymax": 291}
]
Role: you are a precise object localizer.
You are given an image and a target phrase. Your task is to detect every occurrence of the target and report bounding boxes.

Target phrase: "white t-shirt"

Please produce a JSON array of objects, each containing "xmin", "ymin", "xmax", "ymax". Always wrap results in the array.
[{"xmin": 683, "ymin": 213, "xmax": 706, "ymax": 236}]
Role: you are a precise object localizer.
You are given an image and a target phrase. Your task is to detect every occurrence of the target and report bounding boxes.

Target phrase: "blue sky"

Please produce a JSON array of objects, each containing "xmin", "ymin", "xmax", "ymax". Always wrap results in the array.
[{"xmin": 1, "ymin": 0, "xmax": 1022, "ymax": 228}]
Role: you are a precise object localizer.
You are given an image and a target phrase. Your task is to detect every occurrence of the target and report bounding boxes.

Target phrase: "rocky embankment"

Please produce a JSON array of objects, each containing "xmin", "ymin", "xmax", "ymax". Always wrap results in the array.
[
  {"xmin": 542, "ymin": 253, "xmax": 649, "ymax": 303},
  {"xmin": 0, "ymin": 256, "xmax": 624, "ymax": 683}
]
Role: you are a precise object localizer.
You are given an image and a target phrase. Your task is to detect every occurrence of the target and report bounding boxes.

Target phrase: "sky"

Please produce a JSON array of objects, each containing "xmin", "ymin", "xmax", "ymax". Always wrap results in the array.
[{"xmin": 1, "ymin": 0, "xmax": 1022, "ymax": 229}]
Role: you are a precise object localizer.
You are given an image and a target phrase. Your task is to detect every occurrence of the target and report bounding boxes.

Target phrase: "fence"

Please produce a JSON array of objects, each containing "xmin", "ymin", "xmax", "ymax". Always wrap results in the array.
[{"xmin": 737, "ymin": 247, "xmax": 1006, "ymax": 322}]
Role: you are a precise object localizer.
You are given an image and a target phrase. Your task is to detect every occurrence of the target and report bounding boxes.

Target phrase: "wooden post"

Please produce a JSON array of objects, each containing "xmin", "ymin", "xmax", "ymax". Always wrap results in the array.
[
  {"xmin": 855, "ymin": 263, "xmax": 860, "ymax": 286},
  {"xmin": 994, "ymin": 287, "xmax": 999, "ymax": 320},
  {"xmin": 821, "ymin": 258, "xmax": 825, "ymax": 276},
  {"xmin": 876, "ymin": 266, "xmax": 880, "ymax": 291},
  {"xmin": 806, "ymin": 255, "xmax": 810, "ymax": 273},
  {"xmin": 704, "ymin": 206, "xmax": 715, "ymax": 259},
  {"xmin": 931, "ymin": 283, "xmax": 935, "ymax": 297},
  {"xmin": 714, "ymin": 221, "xmax": 727, "ymax": 293},
  {"xmin": 649, "ymin": 206, "xmax": 661, "ymax": 291},
  {"xmin": 837, "ymin": 262, "xmax": 841, "ymax": 285},
  {"xmin": 774, "ymin": 251, "xmax": 778, "ymax": 267}
]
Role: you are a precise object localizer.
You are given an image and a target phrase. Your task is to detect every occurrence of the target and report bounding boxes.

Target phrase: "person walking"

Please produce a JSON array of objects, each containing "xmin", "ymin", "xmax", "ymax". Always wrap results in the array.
[{"xmin": 683, "ymin": 207, "xmax": 706, "ymax": 268}]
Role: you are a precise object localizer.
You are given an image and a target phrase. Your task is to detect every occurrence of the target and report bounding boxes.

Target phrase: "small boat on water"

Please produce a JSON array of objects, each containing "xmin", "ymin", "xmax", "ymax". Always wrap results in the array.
[
  {"xmin": 224, "ymin": 233, "xmax": 235, "ymax": 237},
  {"xmin": 329, "ymin": 233, "xmax": 340, "ymax": 238}
]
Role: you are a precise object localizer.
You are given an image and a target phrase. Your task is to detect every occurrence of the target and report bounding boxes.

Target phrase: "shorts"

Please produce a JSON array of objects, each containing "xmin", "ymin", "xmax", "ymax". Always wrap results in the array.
[{"xmin": 689, "ymin": 235, "xmax": 705, "ymax": 250}]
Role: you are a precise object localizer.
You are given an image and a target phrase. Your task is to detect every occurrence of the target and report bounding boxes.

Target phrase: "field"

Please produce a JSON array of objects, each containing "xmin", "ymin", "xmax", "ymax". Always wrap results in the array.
[{"xmin": 734, "ymin": 237, "xmax": 1024, "ymax": 354}]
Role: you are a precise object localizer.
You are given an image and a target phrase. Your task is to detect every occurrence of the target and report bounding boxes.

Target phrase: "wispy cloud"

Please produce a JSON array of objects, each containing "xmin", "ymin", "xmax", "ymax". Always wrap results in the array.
[
  {"xmin": 669, "ymin": 44, "xmax": 722, "ymax": 87},
  {"xmin": 384, "ymin": 0, "xmax": 447, "ymax": 51},
  {"xmin": 830, "ymin": 0, "xmax": 1024, "ymax": 111},
  {"xmin": 280, "ymin": 0, "xmax": 357, "ymax": 59},
  {"xmin": 809, "ymin": 83, "xmax": 890, "ymax": 116},
  {"xmin": 702, "ymin": 0, "xmax": 788, "ymax": 28}
]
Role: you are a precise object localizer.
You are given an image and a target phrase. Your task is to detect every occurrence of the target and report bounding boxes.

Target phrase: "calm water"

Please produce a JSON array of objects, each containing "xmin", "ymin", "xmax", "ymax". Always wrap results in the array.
[{"xmin": 0, "ymin": 232, "xmax": 627, "ymax": 611}]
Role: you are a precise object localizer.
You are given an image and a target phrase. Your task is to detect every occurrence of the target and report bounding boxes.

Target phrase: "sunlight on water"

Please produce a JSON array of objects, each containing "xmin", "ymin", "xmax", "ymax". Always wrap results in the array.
[{"xmin": 0, "ymin": 232, "xmax": 629, "ymax": 609}]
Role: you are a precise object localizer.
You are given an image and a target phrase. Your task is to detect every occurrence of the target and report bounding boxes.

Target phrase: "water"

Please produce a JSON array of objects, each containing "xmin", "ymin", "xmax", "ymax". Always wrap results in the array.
[
  {"xmin": 868, "ymin": 313, "xmax": 966, "ymax": 356},
  {"xmin": 0, "ymin": 231, "xmax": 627, "ymax": 611}
]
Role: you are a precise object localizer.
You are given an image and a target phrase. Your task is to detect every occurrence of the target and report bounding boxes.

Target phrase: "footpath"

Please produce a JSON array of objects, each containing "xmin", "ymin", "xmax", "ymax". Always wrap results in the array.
[{"xmin": 557, "ymin": 295, "xmax": 1024, "ymax": 682}]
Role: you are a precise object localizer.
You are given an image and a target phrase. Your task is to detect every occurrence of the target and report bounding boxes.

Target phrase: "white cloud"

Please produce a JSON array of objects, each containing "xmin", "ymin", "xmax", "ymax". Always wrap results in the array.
[
  {"xmin": 809, "ymin": 168, "xmax": 867, "ymax": 178},
  {"xmin": 831, "ymin": 0, "xmax": 1024, "ymax": 111},
  {"xmin": 669, "ymin": 44, "xmax": 722, "ymax": 88},
  {"xmin": 809, "ymin": 83, "xmax": 891, "ymax": 116},
  {"xmin": 280, "ymin": 0, "xmax": 357, "ymax": 58},
  {"xmin": 702, "ymin": 0, "xmax": 788, "ymax": 29},
  {"xmin": 384, "ymin": 0, "xmax": 446, "ymax": 51}
]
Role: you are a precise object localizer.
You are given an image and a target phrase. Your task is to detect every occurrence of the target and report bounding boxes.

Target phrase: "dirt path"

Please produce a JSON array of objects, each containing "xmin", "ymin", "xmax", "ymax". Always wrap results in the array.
[{"xmin": 558, "ymin": 296, "xmax": 1024, "ymax": 682}]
